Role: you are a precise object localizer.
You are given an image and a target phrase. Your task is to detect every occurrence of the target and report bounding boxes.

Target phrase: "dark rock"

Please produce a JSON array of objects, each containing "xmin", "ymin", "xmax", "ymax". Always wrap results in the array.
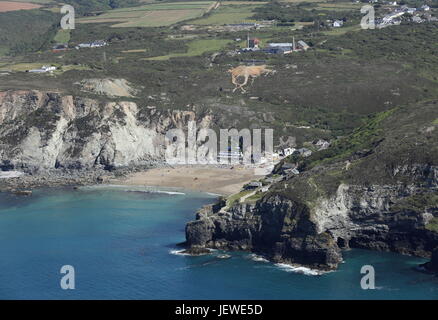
[
  {"xmin": 421, "ymin": 247, "xmax": 438, "ymax": 273},
  {"xmin": 12, "ymin": 190, "xmax": 32, "ymax": 196},
  {"xmin": 185, "ymin": 195, "xmax": 343, "ymax": 270},
  {"xmin": 182, "ymin": 246, "xmax": 211, "ymax": 256}
]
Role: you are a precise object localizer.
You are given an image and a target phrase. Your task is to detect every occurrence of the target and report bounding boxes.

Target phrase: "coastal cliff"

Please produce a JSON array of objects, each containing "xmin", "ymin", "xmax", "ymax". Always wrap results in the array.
[
  {"xmin": 0, "ymin": 90, "xmax": 214, "ymax": 189},
  {"xmin": 185, "ymin": 101, "xmax": 438, "ymax": 271}
]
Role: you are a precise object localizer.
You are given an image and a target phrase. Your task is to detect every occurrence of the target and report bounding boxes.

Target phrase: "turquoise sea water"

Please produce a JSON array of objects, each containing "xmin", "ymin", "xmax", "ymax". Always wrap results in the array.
[{"xmin": 0, "ymin": 187, "xmax": 437, "ymax": 300}]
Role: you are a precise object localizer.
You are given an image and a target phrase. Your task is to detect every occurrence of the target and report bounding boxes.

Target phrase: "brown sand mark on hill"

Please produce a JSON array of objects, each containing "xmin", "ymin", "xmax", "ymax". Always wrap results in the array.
[
  {"xmin": 0, "ymin": 2, "xmax": 42, "ymax": 12},
  {"xmin": 76, "ymin": 78, "xmax": 139, "ymax": 98}
]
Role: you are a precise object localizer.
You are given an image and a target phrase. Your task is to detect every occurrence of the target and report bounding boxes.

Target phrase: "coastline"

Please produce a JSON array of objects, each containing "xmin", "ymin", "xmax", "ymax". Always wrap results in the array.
[
  {"xmin": 0, "ymin": 165, "xmax": 260, "ymax": 197},
  {"xmin": 108, "ymin": 165, "xmax": 260, "ymax": 196}
]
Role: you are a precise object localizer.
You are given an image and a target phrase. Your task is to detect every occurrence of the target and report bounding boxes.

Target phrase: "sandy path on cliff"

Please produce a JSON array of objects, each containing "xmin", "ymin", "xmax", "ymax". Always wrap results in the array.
[{"xmin": 109, "ymin": 166, "xmax": 259, "ymax": 196}]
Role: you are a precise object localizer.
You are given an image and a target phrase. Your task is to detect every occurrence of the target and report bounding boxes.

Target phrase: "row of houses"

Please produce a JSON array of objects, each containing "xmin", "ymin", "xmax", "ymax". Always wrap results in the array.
[
  {"xmin": 51, "ymin": 40, "xmax": 107, "ymax": 53},
  {"xmin": 75, "ymin": 40, "xmax": 108, "ymax": 50},
  {"xmin": 239, "ymin": 36, "xmax": 310, "ymax": 55},
  {"xmin": 377, "ymin": 4, "xmax": 436, "ymax": 28},
  {"xmin": 27, "ymin": 65, "xmax": 57, "ymax": 73},
  {"xmin": 224, "ymin": 21, "xmax": 276, "ymax": 31}
]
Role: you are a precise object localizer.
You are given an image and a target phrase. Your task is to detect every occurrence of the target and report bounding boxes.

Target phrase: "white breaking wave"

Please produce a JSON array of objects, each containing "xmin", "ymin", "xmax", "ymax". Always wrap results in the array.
[
  {"xmin": 275, "ymin": 263, "xmax": 324, "ymax": 276},
  {"xmin": 169, "ymin": 248, "xmax": 217, "ymax": 257},
  {"xmin": 247, "ymin": 254, "xmax": 269, "ymax": 263},
  {"xmin": 0, "ymin": 171, "xmax": 24, "ymax": 179},
  {"xmin": 206, "ymin": 192, "xmax": 222, "ymax": 197},
  {"xmin": 169, "ymin": 249, "xmax": 191, "ymax": 256},
  {"xmin": 139, "ymin": 190, "xmax": 185, "ymax": 195}
]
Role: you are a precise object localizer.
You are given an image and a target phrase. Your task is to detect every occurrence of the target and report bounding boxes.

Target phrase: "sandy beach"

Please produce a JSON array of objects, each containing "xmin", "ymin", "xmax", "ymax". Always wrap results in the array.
[{"xmin": 110, "ymin": 165, "xmax": 259, "ymax": 196}]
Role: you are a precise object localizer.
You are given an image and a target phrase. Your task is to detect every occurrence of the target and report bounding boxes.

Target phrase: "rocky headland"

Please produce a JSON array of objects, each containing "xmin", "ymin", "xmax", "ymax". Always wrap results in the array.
[{"xmin": 185, "ymin": 101, "xmax": 438, "ymax": 272}]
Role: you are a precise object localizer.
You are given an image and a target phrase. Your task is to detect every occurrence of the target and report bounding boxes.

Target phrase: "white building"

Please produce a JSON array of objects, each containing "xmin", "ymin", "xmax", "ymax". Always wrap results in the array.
[
  {"xmin": 28, "ymin": 65, "xmax": 56, "ymax": 73},
  {"xmin": 269, "ymin": 43, "xmax": 293, "ymax": 48},
  {"xmin": 333, "ymin": 20, "xmax": 344, "ymax": 27},
  {"xmin": 282, "ymin": 148, "xmax": 296, "ymax": 157},
  {"xmin": 421, "ymin": 5, "xmax": 430, "ymax": 11}
]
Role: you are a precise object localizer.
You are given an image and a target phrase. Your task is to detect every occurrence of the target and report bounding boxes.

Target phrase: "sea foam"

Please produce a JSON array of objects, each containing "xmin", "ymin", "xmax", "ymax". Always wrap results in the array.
[
  {"xmin": 247, "ymin": 254, "xmax": 269, "ymax": 263},
  {"xmin": 169, "ymin": 249, "xmax": 191, "ymax": 256},
  {"xmin": 275, "ymin": 263, "xmax": 324, "ymax": 276}
]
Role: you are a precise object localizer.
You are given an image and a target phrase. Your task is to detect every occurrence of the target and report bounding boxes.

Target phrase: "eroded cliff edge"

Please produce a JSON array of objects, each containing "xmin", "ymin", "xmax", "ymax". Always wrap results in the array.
[
  {"xmin": 185, "ymin": 101, "xmax": 438, "ymax": 271},
  {"xmin": 0, "ymin": 90, "xmax": 214, "ymax": 189}
]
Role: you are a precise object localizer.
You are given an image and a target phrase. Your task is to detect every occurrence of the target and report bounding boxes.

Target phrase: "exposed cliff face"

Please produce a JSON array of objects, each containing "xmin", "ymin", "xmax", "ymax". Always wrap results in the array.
[
  {"xmin": 0, "ymin": 90, "xmax": 212, "ymax": 171},
  {"xmin": 187, "ymin": 194, "xmax": 343, "ymax": 270},
  {"xmin": 185, "ymin": 101, "xmax": 438, "ymax": 270}
]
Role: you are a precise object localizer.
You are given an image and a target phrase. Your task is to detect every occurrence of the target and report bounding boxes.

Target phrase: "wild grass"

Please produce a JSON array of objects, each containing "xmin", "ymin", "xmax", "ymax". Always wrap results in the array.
[{"xmin": 145, "ymin": 39, "xmax": 231, "ymax": 60}]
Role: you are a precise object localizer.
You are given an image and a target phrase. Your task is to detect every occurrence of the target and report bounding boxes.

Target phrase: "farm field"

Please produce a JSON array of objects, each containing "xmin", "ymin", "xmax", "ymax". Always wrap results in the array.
[
  {"xmin": 0, "ymin": 61, "xmax": 91, "ymax": 73},
  {"xmin": 313, "ymin": 2, "xmax": 363, "ymax": 11},
  {"xmin": 145, "ymin": 38, "xmax": 232, "ymax": 60},
  {"xmin": 0, "ymin": 62, "xmax": 47, "ymax": 72},
  {"xmin": 322, "ymin": 24, "xmax": 362, "ymax": 35},
  {"xmin": 189, "ymin": 3, "xmax": 262, "ymax": 25},
  {"xmin": 281, "ymin": 0, "xmax": 326, "ymax": 2},
  {"xmin": 0, "ymin": 1, "xmax": 42, "ymax": 12},
  {"xmin": 53, "ymin": 29, "xmax": 71, "ymax": 43},
  {"xmin": 1, "ymin": 0, "xmax": 53, "ymax": 2},
  {"xmin": 220, "ymin": 1, "xmax": 268, "ymax": 5},
  {"xmin": 78, "ymin": 2, "xmax": 218, "ymax": 28}
]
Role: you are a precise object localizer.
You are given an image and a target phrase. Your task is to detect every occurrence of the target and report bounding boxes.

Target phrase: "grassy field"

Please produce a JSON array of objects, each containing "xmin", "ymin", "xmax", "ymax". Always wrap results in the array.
[
  {"xmin": 220, "ymin": 1, "xmax": 268, "ymax": 5},
  {"xmin": 78, "ymin": 2, "xmax": 217, "ymax": 27},
  {"xmin": 145, "ymin": 38, "xmax": 231, "ymax": 60},
  {"xmin": 281, "ymin": 0, "xmax": 326, "ymax": 2},
  {"xmin": 0, "ymin": 46, "xmax": 8, "ymax": 57},
  {"xmin": 122, "ymin": 49, "xmax": 148, "ymax": 53},
  {"xmin": 189, "ymin": 3, "xmax": 262, "ymax": 25},
  {"xmin": 313, "ymin": 2, "xmax": 363, "ymax": 11},
  {"xmin": 53, "ymin": 29, "xmax": 71, "ymax": 43},
  {"xmin": 322, "ymin": 24, "xmax": 362, "ymax": 36},
  {"xmin": 0, "ymin": 61, "xmax": 91, "ymax": 73},
  {"xmin": 0, "ymin": 62, "xmax": 47, "ymax": 72}
]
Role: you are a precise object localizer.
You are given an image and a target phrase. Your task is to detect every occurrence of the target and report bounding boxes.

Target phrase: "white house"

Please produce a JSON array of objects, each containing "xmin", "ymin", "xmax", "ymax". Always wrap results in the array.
[
  {"xmin": 28, "ymin": 65, "xmax": 56, "ymax": 73},
  {"xmin": 412, "ymin": 16, "xmax": 423, "ymax": 23},
  {"xmin": 403, "ymin": 7, "xmax": 416, "ymax": 14},
  {"xmin": 282, "ymin": 148, "xmax": 296, "ymax": 157},
  {"xmin": 421, "ymin": 5, "xmax": 430, "ymax": 11},
  {"xmin": 297, "ymin": 40, "xmax": 310, "ymax": 51},
  {"xmin": 76, "ymin": 40, "xmax": 108, "ymax": 50},
  {"xmin": 269, "ymin": 43, "xmax": 293, "ymax": 48},
  {"xmin": 333, "ymin": 20, "xmax": 344, "ymax": 27},
  {"xmin": 42, "ymin": 65, "xmax": 56, "ymax": 72}
]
